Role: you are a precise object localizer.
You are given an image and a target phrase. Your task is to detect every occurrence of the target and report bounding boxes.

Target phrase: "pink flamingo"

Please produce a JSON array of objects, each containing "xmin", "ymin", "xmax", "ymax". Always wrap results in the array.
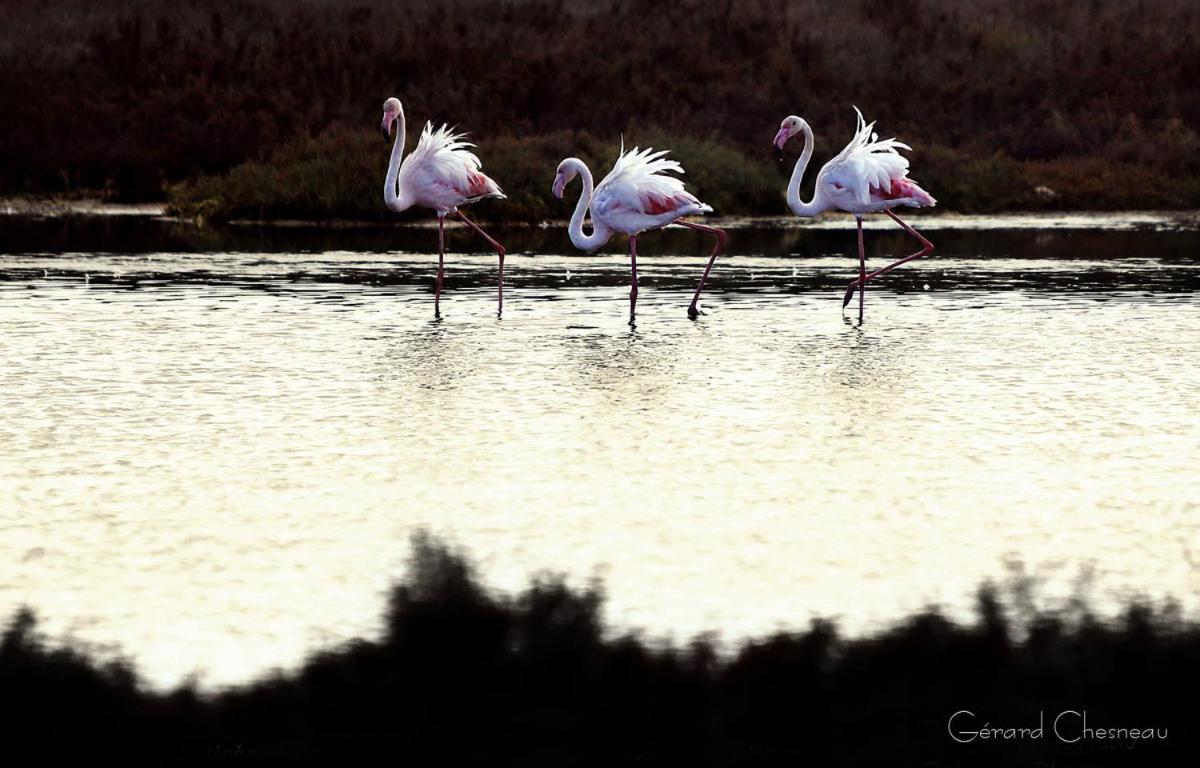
[
  {"xmin": 774, "ymin": 107, "xmax": 937, "ymax": 319},
  {"xmin": 552, "ymin": 142, "xmax": 726, "ymax": 322},
  {"xmin": 380, "ymin": 97, "xmax": 507, "ymax": 317}
]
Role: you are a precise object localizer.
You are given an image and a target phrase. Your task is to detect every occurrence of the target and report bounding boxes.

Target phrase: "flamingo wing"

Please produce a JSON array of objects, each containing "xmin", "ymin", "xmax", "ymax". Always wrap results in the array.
[
  {"xmin": 399, "ymin": 122, "xmax": 505, "ymax": 210},
  {"xmin": 822, "ymin": 107, "xmax": 932, "ymax": 206},
  {"xmin": 593, "ymin": 140, "xmax": 712, "ymax": 221}
]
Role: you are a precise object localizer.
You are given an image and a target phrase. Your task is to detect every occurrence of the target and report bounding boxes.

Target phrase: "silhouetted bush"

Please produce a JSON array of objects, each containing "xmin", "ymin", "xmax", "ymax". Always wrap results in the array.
[
  {"xmin": 2, "ymin": 0, "xmax": 1198, "ymax": 214},
  {"xmin": 166, "ymin": 125, "xmax": 790, "ymax": 221},
  {"xmin": 2, "ymin": 532, "xmax": 1196, "ymax": 765}
]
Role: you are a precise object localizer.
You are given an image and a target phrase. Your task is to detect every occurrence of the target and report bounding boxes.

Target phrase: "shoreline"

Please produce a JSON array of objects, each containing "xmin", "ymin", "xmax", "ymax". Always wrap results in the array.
[{"xmin": 4, "ymin": 198, "xmax": 1199, "ymax": 232}]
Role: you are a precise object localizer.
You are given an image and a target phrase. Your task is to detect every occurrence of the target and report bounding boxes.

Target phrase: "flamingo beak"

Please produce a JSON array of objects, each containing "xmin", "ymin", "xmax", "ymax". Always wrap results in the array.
[
  {"xmin": 773, "ymin": 126, "xmax": 791, "ymax": 159},
  {"xmin": 380, "ymin": 113, "xmax": 394, "ymax": 139},
  {"xmin": 552, "ymin": 175, "xmax": 566, "ymax": 200}
]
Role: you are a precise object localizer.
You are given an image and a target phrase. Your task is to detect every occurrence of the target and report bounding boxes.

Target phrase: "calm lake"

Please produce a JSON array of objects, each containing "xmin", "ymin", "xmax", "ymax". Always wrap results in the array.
[{"xmin": 2, "ymin": 211, "xmax": 1198, "ymax": 690}]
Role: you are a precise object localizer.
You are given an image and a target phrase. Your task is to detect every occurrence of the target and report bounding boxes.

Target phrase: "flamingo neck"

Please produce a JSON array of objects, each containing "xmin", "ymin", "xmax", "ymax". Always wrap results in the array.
[
  {"xmin": 787, "ymin": 120, "xmax": 826, "ymax": 218},
  {"xmin": 384, "ymin": 104, "xmax": 413, "ymax": 213},
  {"xmin": 564, "ymin": 158, "xmax": 612, "ymax": 251}
]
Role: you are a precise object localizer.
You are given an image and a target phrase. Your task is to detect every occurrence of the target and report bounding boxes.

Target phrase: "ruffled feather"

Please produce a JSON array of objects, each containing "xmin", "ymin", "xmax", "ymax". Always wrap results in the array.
[
  {"xmin": 825, "ymin": 107, "xmax": 916, "ymax": 205},
  {"xmin": 595, "ymin": 138, "xmax": 710, "ymax": 217}
]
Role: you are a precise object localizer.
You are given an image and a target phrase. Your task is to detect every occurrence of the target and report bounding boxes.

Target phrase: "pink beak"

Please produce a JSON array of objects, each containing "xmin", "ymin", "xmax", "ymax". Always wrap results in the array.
[
  {"xmin": 552, "ymin": 175, "xmax": 566, "ymax": 199},
  {"xmin": 380, "ymin": 113, "xmax": 394, "ymax": 138},
  {"xmin": 773, "ymin": 126, "xmax": 791, "ymax": 152}
]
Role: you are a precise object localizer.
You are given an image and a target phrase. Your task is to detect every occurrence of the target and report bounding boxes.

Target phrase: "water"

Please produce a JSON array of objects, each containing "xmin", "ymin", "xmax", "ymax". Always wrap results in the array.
[{"xmin": 2, "ymin": 213, "xmax": 1199, "ymax": 690}]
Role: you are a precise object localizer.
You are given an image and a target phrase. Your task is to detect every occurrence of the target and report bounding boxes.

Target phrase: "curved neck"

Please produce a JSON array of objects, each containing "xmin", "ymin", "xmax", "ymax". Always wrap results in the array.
[
  {"xmin": 564, "ymin": 159, "xmax": 612, "ymax": 251},
  {"xmin": 384, "ymin": 105, "xmax": 411, "ymax": 212},
  {"xmin": 787, "ymin": 120, "xmax": 825, "ymax": 217}
]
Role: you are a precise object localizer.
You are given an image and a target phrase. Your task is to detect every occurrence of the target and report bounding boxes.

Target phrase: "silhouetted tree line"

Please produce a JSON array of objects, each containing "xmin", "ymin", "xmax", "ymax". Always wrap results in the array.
[
  {"xmin": 1, "ymin": 0, "xmax": 1197, "ymax": 207},
  {"xmin": 1, "ymin": 533, "xmax": 1195, "ymax": 765}
]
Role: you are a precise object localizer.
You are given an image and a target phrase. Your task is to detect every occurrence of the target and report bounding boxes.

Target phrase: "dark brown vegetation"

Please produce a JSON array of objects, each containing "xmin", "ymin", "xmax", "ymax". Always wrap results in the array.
[
  {"xmin": 1, "ymin": 534, "xmax": 1195, "ymax": 766},
  {"xmin": 2, "ymin": 0, "xmax": 1199, "ymax": 219}
]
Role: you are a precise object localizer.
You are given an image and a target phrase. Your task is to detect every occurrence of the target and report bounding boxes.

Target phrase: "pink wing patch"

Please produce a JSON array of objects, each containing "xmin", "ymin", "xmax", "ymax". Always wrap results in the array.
[
  {"xmin": 642, "ymin": 193, "xmax": 684, "ymax": 216},
  {"xmin": 464, "ymin": 170, "xmax": 494, "ymax": 197},
  {"xmin": 872, "ymin": 177, "xmax": 935, "ymax": 205}
]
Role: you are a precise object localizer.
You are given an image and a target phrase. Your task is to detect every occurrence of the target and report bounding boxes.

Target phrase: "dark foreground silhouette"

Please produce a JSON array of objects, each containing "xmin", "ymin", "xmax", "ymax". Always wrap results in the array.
[{"xmin": 2, "ymin": 534, "xmax": 1194, "ymax": 766}]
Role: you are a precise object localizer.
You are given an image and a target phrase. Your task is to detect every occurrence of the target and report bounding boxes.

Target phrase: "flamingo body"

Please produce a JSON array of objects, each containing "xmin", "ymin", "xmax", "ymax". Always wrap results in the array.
[{"xmin": 779, "ymin": 107, "xmax": 936, "ymax": 217}]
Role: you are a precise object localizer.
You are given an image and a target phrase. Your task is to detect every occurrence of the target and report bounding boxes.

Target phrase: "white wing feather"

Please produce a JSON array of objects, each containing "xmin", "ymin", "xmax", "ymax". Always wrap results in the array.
[
  {"xmin": 594, "ymin": 138, "xmax": 710, "ymax": 217},
  {"xmin": 824, "ymin": 107, "xmax": 913, "ymax": 205}
]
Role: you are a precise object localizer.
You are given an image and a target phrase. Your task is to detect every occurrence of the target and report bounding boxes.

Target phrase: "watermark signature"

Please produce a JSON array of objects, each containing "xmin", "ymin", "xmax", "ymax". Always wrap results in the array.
[{"xmin": 947, "ymin": 710, "xmax": 1167, "ymax": 745}]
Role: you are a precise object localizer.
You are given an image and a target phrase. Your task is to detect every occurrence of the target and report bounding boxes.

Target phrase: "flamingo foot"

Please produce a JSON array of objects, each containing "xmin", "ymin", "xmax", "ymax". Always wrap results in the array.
[
  {"xmin": 687, "ymin": 303, "xmax": 701, "ymax": 319},
  {"xmin": 841, "ymin": 282, "xmax": 859, "ymax": 308}
]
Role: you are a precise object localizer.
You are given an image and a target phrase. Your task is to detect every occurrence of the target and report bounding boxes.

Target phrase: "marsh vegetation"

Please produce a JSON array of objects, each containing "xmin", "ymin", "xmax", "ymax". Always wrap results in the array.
[{"xmin": 2, "ymin": 0, "xmax": 1198, "ymax": 220}]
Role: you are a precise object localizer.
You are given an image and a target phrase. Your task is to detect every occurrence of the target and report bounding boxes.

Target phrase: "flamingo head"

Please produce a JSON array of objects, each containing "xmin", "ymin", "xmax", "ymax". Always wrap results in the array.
[
  {"xmin": 552, "ymin": 159, "xmax": 579, "ymax": 200},
  {"xmin": 380, "ymin": 98, "xmax": 402, "ymax": 139},
  {"xmin": 774, "ymin": 115, "xmax": 805, "ymax": 157}
]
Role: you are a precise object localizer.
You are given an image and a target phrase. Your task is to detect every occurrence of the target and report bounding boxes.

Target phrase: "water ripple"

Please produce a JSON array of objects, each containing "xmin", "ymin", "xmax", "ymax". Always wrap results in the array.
[{"xmin": 2, "ymin": 229, "xmax": 1199, "ymax": 689}]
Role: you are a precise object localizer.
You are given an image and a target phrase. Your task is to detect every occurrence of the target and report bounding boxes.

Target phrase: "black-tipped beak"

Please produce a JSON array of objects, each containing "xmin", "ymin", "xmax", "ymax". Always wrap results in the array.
[
  {"xmin": 772, "ymin": 126, "xmax": 791, "ymax": 160},
  {"xmin": 380, "ymin": 114, "xmax": 393, "ymax": 140}
]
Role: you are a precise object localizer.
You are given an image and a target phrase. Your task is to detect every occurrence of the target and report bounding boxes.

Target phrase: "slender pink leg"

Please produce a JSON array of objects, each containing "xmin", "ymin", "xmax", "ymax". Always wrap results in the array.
[
  {"xmin": 629, "ymin": 234, "xmax": 639, "ymax": 322},
  {"xmin": 856, "ymin": 216, "xmax": 866, "ymax": 321},
  {"xmin": 435, "ymin": 214, "xmax": 445, "ymax": 317},
  {"xmin": 678, "ymin": 221, "xmax": 727, "ymax": 319},
  {"xmin": 455, "ymin": 210, "xmax": 506, "ymax": 317},
  {"xmin": 842, "ymin": 210, "xmax": 935, "ymax": 308}
]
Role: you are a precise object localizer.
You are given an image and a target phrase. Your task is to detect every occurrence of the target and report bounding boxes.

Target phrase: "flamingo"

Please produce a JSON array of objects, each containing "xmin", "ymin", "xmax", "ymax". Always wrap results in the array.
[
  {"xmin": 380, "ymin": 97, "xmax": 507, "ymax": 317},
  {"xmin": 552, "ymin": 142, "xmax": 726, "ymax": 322},
  {"xmin": 774, "ymin": 107, "xmax": 937, "ymax": 319}
]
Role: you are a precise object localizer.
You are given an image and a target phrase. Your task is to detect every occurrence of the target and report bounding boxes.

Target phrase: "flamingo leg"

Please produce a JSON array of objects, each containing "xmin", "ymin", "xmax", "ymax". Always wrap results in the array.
[
  {"xmin": 856, "ymin": 216, "xmax": 866, "ymax": 321},
  {"xmin": 629, "ymin": 234, "xmax": 639, "ymax": 323},
  {"xmin": 678, "ymin": 221, "xmax": 727, "ymax": 319},
  {"xmin": 842, "ymin": 210, "xmax": 935, "ymax": 308},
  {"xmin": 435, "ymin": 214, "xmax": 445, "ymax": 318},
  {"xmin": 455, "ymin": 210, "xmax": 506, "ymax": 317}
]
